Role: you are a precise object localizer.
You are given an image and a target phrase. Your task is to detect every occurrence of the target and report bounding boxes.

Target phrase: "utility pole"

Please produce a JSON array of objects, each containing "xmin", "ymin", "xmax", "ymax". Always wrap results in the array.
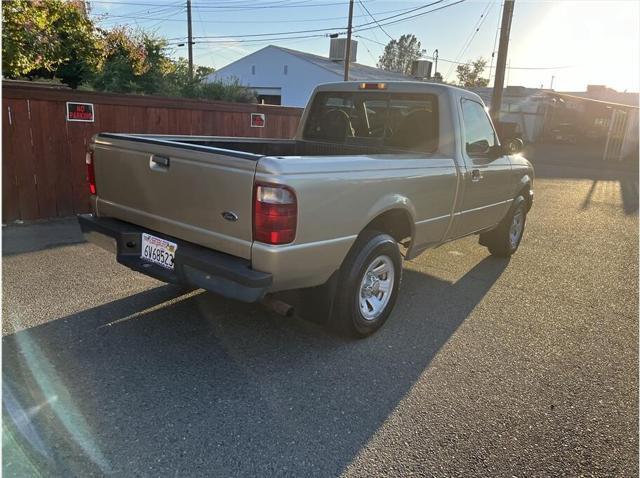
[
  {"xmin": 343, "ymin": 0, "xmax": 354, "ymax": 81},
  {"xmin": 489, "ymin": 0, "xmax": 515, "ymax": 122},
  {"xmin": 550, "ymin": 75, "xmax": 555, "ymax": 90},
  {"xmin": 187, "ymin": 0, "xmax": 194, "ymax": 80}
]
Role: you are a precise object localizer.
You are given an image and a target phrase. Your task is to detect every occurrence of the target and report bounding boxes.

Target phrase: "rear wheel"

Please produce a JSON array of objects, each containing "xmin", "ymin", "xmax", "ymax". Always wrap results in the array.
[
  {"xmin": 480, "ymin": 195, "xmax": 527, "ymax": 258},
  {"xmin": 330, "ymin": 230, "xmax": 402, "ymax": 338}
]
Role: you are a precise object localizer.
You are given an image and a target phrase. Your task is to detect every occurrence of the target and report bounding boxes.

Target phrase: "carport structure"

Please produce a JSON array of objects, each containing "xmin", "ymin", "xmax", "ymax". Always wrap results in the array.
[{"xmin": 546, "ymin": 92, "xmax": 639, "ymax": 161}]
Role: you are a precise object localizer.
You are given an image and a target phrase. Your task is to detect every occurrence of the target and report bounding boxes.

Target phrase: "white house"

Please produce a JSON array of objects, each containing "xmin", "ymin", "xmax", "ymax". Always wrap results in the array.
[{"xmin": 205, "ymin": 40, "xmax": 412, "ymax": 107}]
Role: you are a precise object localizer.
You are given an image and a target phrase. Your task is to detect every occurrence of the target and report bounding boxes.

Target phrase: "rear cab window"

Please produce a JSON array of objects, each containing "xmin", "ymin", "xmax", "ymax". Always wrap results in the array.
[{"xmin": 303, "ymin": 91, "xmax": 439, "ymax": 153}]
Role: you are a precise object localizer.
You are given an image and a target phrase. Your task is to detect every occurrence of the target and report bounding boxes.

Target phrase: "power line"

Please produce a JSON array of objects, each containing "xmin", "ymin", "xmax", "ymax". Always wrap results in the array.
[
  {"xmin": 167, "ymin": 32, "xmax": 328, "ymax": 45},
  {"xmin": 182, "ymin": 0, "xmax": 463, "ymax": 41},
  {"xmin": 185, "ymin": 1, "xmax": 357, "ymax": 10},
  {"xmin": 354, "ymin": 0, "xmax": 447, "ymax": 29},
  {"xmin": 357, "ymin": 0, "xmax": 393, "ymax": 41},
  {"xmin": 434, "ymin": 57, "xmax": 574, "ymax": 70},
  {"xmin": 355, "ymin": 1, "xmax": 382, "ymax": 47},
  {"xmin": 86, "ymin": 0, "xmax": 331, "ymax": 7},
  {"xmin": 95, "ymin": 5, "xmax": 427, "ymax": 25},
  {"xmin": 172, "ymin": 25, "xmax": 342, "ymax": 41},
  {"xmin": 354, "ymin": 35, "xmax": 386, "ymax": 47},
  {"xmin": 445, "ymin": 1, "xmax": 495, "ymax": 80},
  {"xmin": 92, "ymin": 4, "xmax": 185, "ymax": 24},
  {"xmin": 487, "ymin": 2, "xmax": 502, "ymax": 83},
  {"xmin": 357, "ymin": 36, "xmax": 380, "ymax": 64},
  {"xmin": 352, "ymin": 0, "xmax": 467, "ymax": 34},
  {"xmin": 170, "ymin": 2, "xmax": 446, "ymax": 40}
]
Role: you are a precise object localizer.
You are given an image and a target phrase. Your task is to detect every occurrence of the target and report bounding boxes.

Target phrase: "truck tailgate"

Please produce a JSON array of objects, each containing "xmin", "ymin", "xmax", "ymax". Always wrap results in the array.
[{"xmin": 92, "ymin": 134, "xmax": 259, "ymax": 260}]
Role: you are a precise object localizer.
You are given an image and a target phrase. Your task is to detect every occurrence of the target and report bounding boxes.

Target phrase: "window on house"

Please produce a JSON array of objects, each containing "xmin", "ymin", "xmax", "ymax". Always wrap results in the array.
[
  {"xmin": 283, "ymin": 65, "xmax": 288, "ymax": 75},
  {"xmin": 251, "ymin": 65, "xmax": 255, "ymax": 75}
]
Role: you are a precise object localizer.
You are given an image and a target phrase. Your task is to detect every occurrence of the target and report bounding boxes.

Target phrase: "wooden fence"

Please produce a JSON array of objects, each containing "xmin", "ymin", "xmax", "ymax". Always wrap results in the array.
[{"xmin": 2, "ymin": 82, "xmax": 303, "ymax": 222}]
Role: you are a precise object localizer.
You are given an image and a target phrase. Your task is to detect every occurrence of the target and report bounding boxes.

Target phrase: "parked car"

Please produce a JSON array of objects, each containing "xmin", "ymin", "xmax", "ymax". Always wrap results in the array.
[{"xmin": 79, "ymin": 81, "xmax": 534, "ymax": 338}]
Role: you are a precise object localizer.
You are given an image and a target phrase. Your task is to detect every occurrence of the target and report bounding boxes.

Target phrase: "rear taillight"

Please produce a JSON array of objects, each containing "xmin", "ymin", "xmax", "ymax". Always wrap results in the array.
[
  {"xmin": 86, "ymin": 151, "xmax": 96, "ymax": 195},
  {"xmin": 253, "ymin": 184, "xmax": 297, "ymax": 245}
]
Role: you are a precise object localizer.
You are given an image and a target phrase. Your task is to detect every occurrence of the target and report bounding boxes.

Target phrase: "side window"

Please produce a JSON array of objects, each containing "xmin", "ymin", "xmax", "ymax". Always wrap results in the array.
[{"xmin": 461, "ymin": 99, "xmax": 496, "ymax": 156}]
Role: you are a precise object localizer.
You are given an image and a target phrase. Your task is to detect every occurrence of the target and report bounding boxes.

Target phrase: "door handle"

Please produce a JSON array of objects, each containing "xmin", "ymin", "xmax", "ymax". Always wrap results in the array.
[
  {"xmin": 471, "ymin": 169, "xmax": 483, "ymax": 182},
  {"xmin": 150, "ymin": 155, "xmax": 170, "ymax": 170}
]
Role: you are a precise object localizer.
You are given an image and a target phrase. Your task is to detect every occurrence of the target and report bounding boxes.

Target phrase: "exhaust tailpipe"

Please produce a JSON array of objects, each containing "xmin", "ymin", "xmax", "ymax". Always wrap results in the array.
[{"xmin": 261, "ymin": 295, "xmax": 295, "ymax": 318}]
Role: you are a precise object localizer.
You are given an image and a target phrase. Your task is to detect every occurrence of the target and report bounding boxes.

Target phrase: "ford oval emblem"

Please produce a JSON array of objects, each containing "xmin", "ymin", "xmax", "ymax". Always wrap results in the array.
[{"xmin": 221, "ymin": 211, "xmax": 239, "ymax": 222}]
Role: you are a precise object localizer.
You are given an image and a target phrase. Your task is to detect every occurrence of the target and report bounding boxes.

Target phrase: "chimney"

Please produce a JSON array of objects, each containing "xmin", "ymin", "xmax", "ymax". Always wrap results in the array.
[{"xmin": 329, "ymin": 38, "xmax": 357, "ymax": 62}]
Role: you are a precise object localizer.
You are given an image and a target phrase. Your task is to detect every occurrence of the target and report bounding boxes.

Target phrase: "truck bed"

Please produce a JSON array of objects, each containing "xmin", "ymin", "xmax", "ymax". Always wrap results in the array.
[
  {"xmin": 110, "ymin": 134, "xmax": 411, "ymax": 157},
  {"xmin": 90, "ymin": 133, "xmax": 420, "ymax": 263}
]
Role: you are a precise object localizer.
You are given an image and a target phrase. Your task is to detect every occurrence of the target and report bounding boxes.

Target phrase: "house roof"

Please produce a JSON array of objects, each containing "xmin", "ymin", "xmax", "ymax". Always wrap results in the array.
[
  {"xmin": 552, "ymin": 92, "xmax": 640, "ymax": 109},
  {"xmin": 209, "ymin": 45, "xmax": 410, "ymax": 82},
  {"xmin": 274, "ymin": 46, "xmax": 412, "ymax": 81}
]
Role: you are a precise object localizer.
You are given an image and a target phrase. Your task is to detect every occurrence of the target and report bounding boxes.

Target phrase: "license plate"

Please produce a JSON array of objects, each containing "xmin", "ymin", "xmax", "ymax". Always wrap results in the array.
[{"xmin": 141, "ymin": 233, "xmax": 177, "ymax": 270}]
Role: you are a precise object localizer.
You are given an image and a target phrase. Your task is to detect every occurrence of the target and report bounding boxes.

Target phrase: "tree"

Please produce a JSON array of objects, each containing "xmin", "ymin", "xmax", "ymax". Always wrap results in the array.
[
  {"xmin": 432, "ymin": 71, "xmax": 443, "ymax": 83},
  {"xmin": 2, "ymin": 3, "xmax": 254, "ymax": 102},
  {"xmin": 377, "ymin": 34, "xmax": 425, "ymax": 75},
  {"xmin": 88, "ymin": 32, "xmax": 254, "ymax": 102},
  {"xmin": 456, "ymin": 58, "xmax": 489, "ymax": 88},
  {"xmin": 2, "ymin": 0, "xmax": 102, "ymax": 87},
  {"xmin": 88, "ymin": 28, "xmax": 150, "ymax": 93}
]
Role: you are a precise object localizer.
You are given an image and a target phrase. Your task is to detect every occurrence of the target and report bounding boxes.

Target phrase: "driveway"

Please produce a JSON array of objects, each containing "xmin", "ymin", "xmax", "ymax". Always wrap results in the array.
[{"xmin": 3, "ymin": 146, "xmax": 638, "ymax": 477}]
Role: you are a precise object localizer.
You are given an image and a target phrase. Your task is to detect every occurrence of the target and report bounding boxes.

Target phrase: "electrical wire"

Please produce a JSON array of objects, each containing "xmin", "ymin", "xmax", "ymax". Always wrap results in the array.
[
  {"xmin": 357, "ymin": 0, "xmax": 394, "ymax": 41},
  {"xmin": 355, "ymin": 34, "xmax": 574, "ymax": 70},
  {"xmin": 487, "ymin": 2, "xmax": 502, "ymax": 83},
  {"xmin": 176, "ymin": 0, "xmax": 464, "ymax": 41},
  {"xmin": 94, "ymin": 5, "xmax": 430, "ymax": 25},
  {"xmin": 356, "ymin": 35, "xmax": 381, "ymax": 64},
  {"xmin": 444, "ymin": 1, "xmax": 494, "ymax": 80},
  {"xmin": 352, "ymin": 0, "xmax": 467, "ymax": 34}
]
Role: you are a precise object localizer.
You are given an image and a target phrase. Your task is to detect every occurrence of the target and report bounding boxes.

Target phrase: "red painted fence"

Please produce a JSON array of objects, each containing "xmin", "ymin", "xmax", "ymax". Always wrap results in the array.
[{"xmin": 2, "ymin": 82, "xmax": 303, "ymax": 222}]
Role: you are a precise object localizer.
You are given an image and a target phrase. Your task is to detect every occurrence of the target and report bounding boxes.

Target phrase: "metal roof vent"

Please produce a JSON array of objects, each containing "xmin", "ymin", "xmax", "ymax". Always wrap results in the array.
[
  {"xmin": 329, "ymin": 38, "xmax": 357, "ymax": 62},
  {"xmin": 411, "ymin": 60, "xmax": 433, "ymax": 79}
]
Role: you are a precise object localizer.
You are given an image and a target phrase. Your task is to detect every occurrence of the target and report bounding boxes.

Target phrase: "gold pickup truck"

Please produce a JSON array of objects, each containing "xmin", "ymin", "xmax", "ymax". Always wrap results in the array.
[{"xmin": 79, "ymin": 81, "xmax": 534, "ymax": 337}]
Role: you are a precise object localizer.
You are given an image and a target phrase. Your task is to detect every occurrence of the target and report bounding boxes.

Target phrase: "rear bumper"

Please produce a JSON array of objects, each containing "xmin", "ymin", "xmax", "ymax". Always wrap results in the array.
[{"xmin": 78, "ymin": 214, "xmax": 272, "ymax": 303}]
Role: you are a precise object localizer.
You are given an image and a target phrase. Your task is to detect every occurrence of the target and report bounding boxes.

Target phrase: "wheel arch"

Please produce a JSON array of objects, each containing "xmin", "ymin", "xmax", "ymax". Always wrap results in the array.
[{"xmin": 360, "ymin": 207, "xmax": 414, "ymax": 247}]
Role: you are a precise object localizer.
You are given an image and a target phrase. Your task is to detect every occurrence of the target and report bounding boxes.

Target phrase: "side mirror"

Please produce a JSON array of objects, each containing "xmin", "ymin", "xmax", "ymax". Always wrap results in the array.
[
  {"xmin": 503, "ymin": 137, "xmax": 524, "ymax": 154},
  {"xmin": 466, "ymin": 139, "xmax": 491, "ymax": 155}
]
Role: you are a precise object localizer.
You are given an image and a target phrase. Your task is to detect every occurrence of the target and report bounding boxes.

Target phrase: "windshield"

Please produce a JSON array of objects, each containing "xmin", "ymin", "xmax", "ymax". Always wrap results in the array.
[{"xmin": 303, "ymin": 91, "xmax": 439, "ymax": 153}]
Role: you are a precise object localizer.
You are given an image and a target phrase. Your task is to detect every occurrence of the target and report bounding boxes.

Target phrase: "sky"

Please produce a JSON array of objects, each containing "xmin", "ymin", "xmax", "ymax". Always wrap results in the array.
[{"xmin": 89, "ymin": 0, "xmax": 640, "ymax": 93}]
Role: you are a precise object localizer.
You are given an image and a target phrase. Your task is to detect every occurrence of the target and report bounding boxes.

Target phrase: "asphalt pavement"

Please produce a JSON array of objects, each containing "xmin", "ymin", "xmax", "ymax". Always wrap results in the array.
[{"xmin": 3, "ymin": 145, "xmax": 638, "ymax": 477}]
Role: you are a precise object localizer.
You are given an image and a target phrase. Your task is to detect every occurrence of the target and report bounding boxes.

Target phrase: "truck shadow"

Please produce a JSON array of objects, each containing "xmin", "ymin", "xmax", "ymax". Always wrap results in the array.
[
  {"xmin": 3, "ymin": 256, "xmax": 508, "ymax": 477},
  {"xmin": 525, "ymin": 142, "xmax": 639, "ymax": 215}
]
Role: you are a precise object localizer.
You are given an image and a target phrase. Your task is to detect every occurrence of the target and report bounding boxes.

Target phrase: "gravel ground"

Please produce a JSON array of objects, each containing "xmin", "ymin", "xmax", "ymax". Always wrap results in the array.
[{"xmin": 3, "ymin": 150, "xmax": 638, "ymax": 477}]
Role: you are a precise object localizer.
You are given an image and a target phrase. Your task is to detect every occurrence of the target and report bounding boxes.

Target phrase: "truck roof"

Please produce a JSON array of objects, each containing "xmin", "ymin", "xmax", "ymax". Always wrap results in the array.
[{"xmin": 314, "ymin": 81, "xmax": 484, "ymax": 104}]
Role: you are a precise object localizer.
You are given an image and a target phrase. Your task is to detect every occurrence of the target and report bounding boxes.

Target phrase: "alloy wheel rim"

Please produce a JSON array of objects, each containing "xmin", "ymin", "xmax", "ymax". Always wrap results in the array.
[
  {"xmin": 510, "ymin": 208, "xmax": 524, "ymax": 248},
  {"xmin": 358, "ymin": 255, "xmax": 395, "ymax": 321}
]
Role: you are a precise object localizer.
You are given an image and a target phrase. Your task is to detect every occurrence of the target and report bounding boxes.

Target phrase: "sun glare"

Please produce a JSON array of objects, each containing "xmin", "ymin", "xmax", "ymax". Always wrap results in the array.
[{"xmin": 514, "ymin": 1, "xmax": 640, "ymax": 91}]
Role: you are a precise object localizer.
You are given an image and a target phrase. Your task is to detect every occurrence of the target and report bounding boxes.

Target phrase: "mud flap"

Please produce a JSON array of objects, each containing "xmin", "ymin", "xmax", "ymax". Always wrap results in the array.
[{"xmin": 272, "ymin": 271, "xmax": 340, "ymax": 324}]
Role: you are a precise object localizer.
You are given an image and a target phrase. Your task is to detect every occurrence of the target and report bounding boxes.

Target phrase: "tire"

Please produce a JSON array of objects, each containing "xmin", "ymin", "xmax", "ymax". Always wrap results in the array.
[
  {"xmin": 329, "ymin": 230, "xmax": 402, "ymax": 338},
  {"xmin": 480, "ymin": 195, "xmax": 527, "ymax": 258}
]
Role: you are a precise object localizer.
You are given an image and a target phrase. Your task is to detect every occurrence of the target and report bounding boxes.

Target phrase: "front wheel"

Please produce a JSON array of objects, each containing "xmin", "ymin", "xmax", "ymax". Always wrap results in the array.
[
  {"xmin": 480, "ymin": 195, "xmax": 527, "ymax": 258},
  {"xmin": 330, "ymin": 230, "xmax": 402, "ymax": 338}
]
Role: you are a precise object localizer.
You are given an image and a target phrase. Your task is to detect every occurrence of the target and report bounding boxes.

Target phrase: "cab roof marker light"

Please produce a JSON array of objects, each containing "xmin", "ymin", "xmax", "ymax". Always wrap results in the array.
[{"xmin": 359, "ymin": 82, "xmax": 387, "ymax": 90}]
